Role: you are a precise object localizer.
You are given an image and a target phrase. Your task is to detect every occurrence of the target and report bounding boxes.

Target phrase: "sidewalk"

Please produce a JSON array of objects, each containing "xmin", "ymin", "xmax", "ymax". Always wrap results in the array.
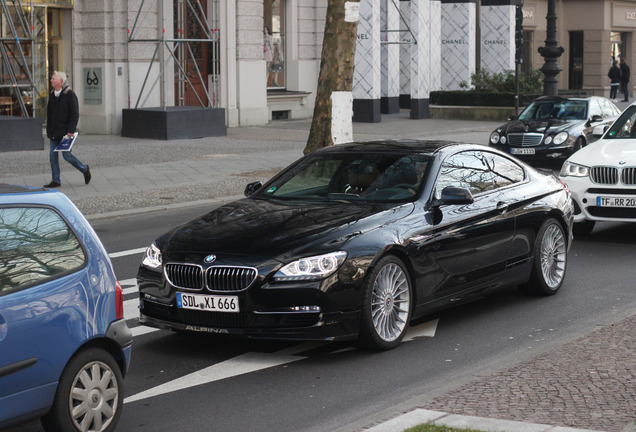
[{"xmin": 1, "ymin": 110, "xmax": 635, "ymax": 432}]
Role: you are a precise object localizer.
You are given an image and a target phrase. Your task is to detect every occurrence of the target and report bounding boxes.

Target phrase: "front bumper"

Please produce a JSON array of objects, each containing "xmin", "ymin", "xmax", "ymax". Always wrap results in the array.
[
  {"xmin": 139, "ymin": 297, "xmax": 360, "ymax": 341},
  {"xmin": 492, "ymin": 144, "xmax": 575, "ymax": 163},
  {"xmin": 561, "ymin": 177, "xmax": 636, "ymax": 223}
]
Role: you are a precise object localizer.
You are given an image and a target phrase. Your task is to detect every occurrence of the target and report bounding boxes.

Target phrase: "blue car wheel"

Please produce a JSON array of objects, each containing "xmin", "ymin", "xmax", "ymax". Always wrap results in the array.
[{"xmin": 41, "ymin": 347, "xmax": 124, "ymax": 432}]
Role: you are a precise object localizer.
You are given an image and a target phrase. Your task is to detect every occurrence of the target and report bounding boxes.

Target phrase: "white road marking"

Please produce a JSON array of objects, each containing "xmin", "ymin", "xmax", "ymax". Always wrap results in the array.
[
  {"xmin": 117, "ymin": 268, "xmax": 440, "ymax": 403},
  {"xmin": 403, "ymin": 319, "xmax": 439, "ymax": 341},
  {"xmin": 110, "ymin": 247, "xmax": 147, "ymax": 259},
  {"xmin": 124, "ymin": 342, "xmax": 325, "ymax": 404}
]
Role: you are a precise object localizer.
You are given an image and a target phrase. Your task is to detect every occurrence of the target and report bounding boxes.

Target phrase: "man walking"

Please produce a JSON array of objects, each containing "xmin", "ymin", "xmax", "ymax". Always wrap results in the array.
[
  {"xmin": 44, "ymin": 71, "xmax": 91, "ymax": 188},
  {"xmin": 620, "ymin": 58, "xmax": 631, "ymax": 102}
]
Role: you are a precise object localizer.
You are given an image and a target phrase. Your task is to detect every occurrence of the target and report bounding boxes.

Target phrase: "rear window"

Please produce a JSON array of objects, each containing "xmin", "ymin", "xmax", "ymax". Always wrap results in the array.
[{"xmin": 0, "ymin": 206, "xmax": 86, "ymax": 293}]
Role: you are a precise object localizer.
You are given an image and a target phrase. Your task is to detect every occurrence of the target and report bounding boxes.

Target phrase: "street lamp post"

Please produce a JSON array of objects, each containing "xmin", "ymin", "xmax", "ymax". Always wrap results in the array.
[{"xmin": 538, "ymin": 0, "xmax": 564, "ymax": 96}]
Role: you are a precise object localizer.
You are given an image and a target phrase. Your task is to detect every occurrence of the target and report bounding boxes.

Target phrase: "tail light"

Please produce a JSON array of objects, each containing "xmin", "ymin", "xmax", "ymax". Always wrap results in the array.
[{"xmin": 116, "ymin": 281, "xmax": 124, "ymax": 320}]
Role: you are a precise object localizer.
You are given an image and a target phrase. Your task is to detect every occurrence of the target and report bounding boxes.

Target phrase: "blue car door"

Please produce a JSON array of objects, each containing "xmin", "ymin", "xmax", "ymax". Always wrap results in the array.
[{"xmin": 0, "ymin": 206, "xmax": 89, "ymax": 423}]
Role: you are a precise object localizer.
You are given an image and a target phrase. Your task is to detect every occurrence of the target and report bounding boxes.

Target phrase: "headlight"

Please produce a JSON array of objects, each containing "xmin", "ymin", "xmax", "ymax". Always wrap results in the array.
[
  {"xmin": 553, "ymin": 131, "xmax": 569, "ymax": 145},
  {"xmin": 489, "ymin": 131, "xmax": 500, "ymax": 144},
  {"xmin": 544, "ymin": 135, "xmax": 553, "ymax": 145},
  {"xmin": 274, "ymin": 251, "xmax": 347, "ymax": 281},
  {"xmin": 500, "ymin": 136, "xmax": 507, "ymax": 144},
  {"xmin": 142, "ymin": 243, "xmax": 162, "ymax": 270},
  {"xmin": 559, "ymin": 161, "xmax": 589, "ymax": 177}
]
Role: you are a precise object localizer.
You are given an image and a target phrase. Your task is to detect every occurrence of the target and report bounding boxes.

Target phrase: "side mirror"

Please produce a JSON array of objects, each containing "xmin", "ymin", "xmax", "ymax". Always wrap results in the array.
[
  {"xmin": 589, "ymin": 114, "xmax": 603, "ymax": 125},
  {"xmin": 508, "ymin": 114, "xmax": 517, "ymax": 121},
  {"xmin": 244, "ymin": 181, "xmax": 262, "ymax": 197},
  {"xmin": 440, "ymin": 186, "xmax": 474, "ymax": 205}
]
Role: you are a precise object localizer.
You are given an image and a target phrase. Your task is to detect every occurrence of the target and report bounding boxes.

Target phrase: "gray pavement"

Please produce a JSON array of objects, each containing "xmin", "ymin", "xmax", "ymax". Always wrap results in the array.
[{"xmin": 1, "ymin": 108, "xmax": 635, "ymax": 432}]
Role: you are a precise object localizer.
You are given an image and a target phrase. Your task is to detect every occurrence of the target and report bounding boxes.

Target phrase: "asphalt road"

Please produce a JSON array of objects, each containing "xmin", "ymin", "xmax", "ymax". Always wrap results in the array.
[{"xmin": 6, "ymin": 203, "xmax": 635, "ymax": 432}]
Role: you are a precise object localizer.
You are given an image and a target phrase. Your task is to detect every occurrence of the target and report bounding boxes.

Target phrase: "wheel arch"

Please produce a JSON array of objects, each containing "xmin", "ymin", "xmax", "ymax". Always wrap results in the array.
[
  {"xmin": 72, "ymin": 338, "xmax": 128, "ymax": 378},
  {"xmin": 369, "ymin": 246, "xmax": 418, "ymax": 312}
]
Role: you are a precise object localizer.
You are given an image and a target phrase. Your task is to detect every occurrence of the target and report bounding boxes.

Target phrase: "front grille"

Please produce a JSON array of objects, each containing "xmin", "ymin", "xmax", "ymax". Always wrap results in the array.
[
  {"xmin": 206, "ymin": 266, "xmax": 257, "ymax": 292},
  {"xmin": 587, "ymin": 207, "xmax": 636, "ymax": 218},
  {"xmin": 141, "ymin": 300, "xmax": 320, "ymax": 329},
  {"xmin": 587, "ymin": 188, "xmax": 636, "ymax": 195},
  {"xmin": 165, "ymin": 264, "xmax": 203, "ymax": 290},
  {"xmin": 622, "ymin": 167, "xmax": 636, "ymax": 185},
  {"xmin": 165, "ymin": 264, "xmax": 257, "ymax": 292},
  {"xmin": 590, "ymin": 167, "xmax": 618, "ymax": 185},
  {"xmin": 508, "ymin": 133, "xmax": 543, "ymax": 147}
]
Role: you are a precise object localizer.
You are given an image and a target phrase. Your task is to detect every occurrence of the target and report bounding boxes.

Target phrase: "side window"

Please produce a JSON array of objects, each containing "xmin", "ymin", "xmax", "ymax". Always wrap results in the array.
[
  {"xmin": 436, "ymin": 151, "xmax": 524, "ymax": 196},
  {"xmin": 600, "ymin": 98, "xmax": 620, "ymax": 117},
  {"xmin": 588, "ymin": 99, "xmax": 603, "ymax": 118},
  {"xmin": 482, "ymin": 152, "xmax": 525, "ymax": 189},
  {"xmin": 0, "ymin": 207, "xmax": 86, "ymax": 293}
]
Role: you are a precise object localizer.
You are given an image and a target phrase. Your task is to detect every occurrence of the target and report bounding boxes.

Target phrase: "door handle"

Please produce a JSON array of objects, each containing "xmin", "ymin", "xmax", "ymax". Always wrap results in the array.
[{"xmin": 496, "ymin": 201, "xmax": 509, "ymax": 214}]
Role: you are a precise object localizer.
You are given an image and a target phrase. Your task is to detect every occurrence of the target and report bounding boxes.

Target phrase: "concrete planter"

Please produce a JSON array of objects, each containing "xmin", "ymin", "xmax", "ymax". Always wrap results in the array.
[
  {"xmin": 0, "ymin": 117, "xmax": 44, "ymax": 152},
  {"xmin": 121, "ymin": 107, "xmax": 227, "ymax": 140}
]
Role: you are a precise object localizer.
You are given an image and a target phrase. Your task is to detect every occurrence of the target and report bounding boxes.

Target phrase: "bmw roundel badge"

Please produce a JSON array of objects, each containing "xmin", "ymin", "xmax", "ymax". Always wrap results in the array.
[
  {"xmin": 619, "ymin": 161, "xmax": 627, "ymax": 165},
  {"xmin": 204, "ymin": 254, "xmax": 217, "ymax": 263}
]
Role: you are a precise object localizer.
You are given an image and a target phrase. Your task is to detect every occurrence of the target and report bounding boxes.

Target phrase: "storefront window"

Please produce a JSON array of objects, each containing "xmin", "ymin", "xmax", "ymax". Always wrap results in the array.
[
  {"xmin": 569, "ymin": 31, "xmax": 583, "ymax": 89},
  {"xmin": 611, "ymin": 31, "xmax": 624, "ymax": 63},
  {"xmin": 264, "ymin": 0, "xmax": 285, "ymax": 89}
]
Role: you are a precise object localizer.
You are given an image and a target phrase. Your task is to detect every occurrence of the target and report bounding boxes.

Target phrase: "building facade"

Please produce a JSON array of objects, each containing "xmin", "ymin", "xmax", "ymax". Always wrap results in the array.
[{"xmin": 1, "ymin": 0, "xmax": 636, "ymax": 134}]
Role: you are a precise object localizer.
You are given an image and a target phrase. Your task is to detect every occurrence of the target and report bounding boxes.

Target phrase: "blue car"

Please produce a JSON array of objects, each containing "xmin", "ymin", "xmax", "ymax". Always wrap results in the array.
[{"xmin": 0, "ymin": 185, "xmax": 132, "ymax": 432}]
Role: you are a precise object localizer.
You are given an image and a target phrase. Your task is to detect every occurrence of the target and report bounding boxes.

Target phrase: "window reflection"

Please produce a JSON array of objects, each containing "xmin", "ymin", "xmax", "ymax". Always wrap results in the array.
[
  {"xmin": 0, "ymin": 207, "xmax": 85, "ymax": 292},
  {"xmin": 264, "ymin": 0, "xmax": 285, "ymax": 89},
  {"xmin": 436, "ymin": 151, "xmax": 524, "ymax": 196}
]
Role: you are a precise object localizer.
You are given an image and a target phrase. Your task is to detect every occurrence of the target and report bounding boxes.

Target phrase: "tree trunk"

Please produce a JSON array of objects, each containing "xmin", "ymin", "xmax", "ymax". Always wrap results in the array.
[{"xmin": 304, "ymin": 0, "xmax": 359, "ymax": 154}]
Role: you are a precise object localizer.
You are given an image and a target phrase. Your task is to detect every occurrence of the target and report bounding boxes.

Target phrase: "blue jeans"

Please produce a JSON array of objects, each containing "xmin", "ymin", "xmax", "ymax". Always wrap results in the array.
[{"xmin": 49, "ymin": 138, "xmax": 87, "ymax": 184}]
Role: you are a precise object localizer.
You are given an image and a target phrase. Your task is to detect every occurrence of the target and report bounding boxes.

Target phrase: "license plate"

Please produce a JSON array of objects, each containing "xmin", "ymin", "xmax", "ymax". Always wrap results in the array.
[
  {"xmin": 596, "ymin": 196, "xmax": 636, "ymax": 207},
  {"xmin": 510, "ymin": 148, "xmax": 535, "ymax": 155},
  {"xmin": 176, "ymin": 292, "xmax": 239, "ymax": 313}
]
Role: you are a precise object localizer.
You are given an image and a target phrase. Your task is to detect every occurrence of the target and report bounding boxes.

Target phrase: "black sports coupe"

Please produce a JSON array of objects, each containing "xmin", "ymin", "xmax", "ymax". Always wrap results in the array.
[
  {"xmin": 138, "ymin": 141, "xmax": 574, "ymax": 350},
  {"xmin": 489, "ymin": 96, "xmax": 620, "ymax": 165}
]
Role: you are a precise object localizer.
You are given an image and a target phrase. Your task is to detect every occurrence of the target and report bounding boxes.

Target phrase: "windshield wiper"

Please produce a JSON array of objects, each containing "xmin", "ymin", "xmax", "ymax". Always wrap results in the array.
[{"xmin": 327, "ymin": 192, "xmax": 361, "ymax": 200}]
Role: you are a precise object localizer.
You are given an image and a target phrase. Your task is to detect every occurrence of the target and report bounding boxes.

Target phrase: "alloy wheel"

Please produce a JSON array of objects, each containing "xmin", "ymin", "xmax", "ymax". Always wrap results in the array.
[
  {"xmin": 371, "ymin": 263, "xmax": 410, "ymax": 342},
  {"xmin": 540, "ymin": 224, "xmax": 567, "ymax": 289}
]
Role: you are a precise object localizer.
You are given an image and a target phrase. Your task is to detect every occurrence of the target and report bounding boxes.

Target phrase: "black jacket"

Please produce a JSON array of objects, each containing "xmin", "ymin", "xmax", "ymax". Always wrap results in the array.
[
  {"xmin": 620, "ymin": 63, "xmax": 631, "ymax": 84},
  {"xmin": 46, "ymin": 84, "xmax": 79, "ymax": 140},
  {"xmin": 608, "ymin": 65, "xmax": 622, "ymax": 85}
]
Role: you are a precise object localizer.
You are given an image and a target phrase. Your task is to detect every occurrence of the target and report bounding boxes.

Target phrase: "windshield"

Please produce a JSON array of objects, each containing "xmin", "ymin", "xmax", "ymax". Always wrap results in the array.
[
  {"xmin": 255, "ymin": 152, "xmax": 432, "ymax": 202},
  {"xmin": 518, "ymin": 100, "xmax": 588, "ymax": 121},
  {"xmin": 605, "ymin": 105, "xmax": 636, "ymax": 139}
]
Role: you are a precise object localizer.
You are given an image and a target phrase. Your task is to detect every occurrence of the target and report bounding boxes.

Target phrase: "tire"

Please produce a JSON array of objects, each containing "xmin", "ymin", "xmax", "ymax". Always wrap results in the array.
[
  {"xmin": 573, "ymin": 220, "xmax": 595, "ymax": 236},
  {"xmin": 357, "ymin": 255, "xmax": 412, "ymax": 351},
  {"xmin": 41, "ymin": 347, "xmax": 124, "ymax": 432},
  {"xmin": 519, "ymin": 218, "xmax": 568, "ymax": 296}
]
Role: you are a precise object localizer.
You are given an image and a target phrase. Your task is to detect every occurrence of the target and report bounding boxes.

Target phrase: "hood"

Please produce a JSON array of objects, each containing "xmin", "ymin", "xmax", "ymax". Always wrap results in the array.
[
  {"xmin": 499, "ymin": 119, "xmax": 578, "ymax": 135},
  {"xmin": 567, "ymin": 138, "xmax": 636, "ymax": 166},
  {"xmin": 156, "ymin": 197, "xmax": 414, "ymax": 261}
]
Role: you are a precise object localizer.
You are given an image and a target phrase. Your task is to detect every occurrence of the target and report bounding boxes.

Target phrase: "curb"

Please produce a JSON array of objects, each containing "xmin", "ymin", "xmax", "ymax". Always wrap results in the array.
[{"xmin": 365, "ymin": 409, "xmax": 606, "ymax": 432}]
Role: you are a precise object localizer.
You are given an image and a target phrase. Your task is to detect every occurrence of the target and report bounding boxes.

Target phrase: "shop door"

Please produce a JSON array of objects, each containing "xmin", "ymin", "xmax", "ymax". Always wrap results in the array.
[
  {"xmin": 175, "ymin": 1, "xmax": 208, "ymax": 106},
  {"xmin": 569, "ymin": 31, "xmax": 583, "ymax": 90}
]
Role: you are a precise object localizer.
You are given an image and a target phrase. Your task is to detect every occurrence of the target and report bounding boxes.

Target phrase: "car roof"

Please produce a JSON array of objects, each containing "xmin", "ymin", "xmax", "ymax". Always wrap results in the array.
[
  {"xmin": 531, "ymin": 95, "xmax": 593, "ymax": 103},
  {"xmin": 0, "ymin": 184, "xmax": 47, "ymax": 194},
  {"xmin": 314, "ymin": 139, "xmax": 484, "ymax": 156}
]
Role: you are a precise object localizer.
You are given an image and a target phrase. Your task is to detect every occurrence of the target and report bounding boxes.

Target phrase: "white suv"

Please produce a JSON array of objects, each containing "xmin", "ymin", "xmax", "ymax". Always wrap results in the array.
[{"xmin": 559, "ymin": 103, "xmax": 636, "ymax": 234}]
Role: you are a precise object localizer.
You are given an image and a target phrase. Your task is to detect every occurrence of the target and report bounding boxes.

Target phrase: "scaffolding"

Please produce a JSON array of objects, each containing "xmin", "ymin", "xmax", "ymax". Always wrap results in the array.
[
  {"xmin": 127, "ymin": 0, "xmax": 220, "ymax": 110},
  {"xmin": 0, "ymin": 0, "xmax": 38, "ymax": 118}
]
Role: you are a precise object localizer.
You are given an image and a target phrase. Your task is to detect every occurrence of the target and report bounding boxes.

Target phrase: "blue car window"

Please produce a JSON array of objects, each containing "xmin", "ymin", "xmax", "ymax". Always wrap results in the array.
[{"xmin": 0, "ymin": 207, "xmax": 86, "ymax": 293}]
